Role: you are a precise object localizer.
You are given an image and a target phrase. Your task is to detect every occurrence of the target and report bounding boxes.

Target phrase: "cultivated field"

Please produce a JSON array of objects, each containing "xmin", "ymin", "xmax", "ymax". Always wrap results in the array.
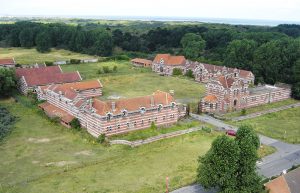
[
  {"xmin": 230, "ymin": 107, "xmax": 300, "ymax": 144},
  {"xmin": 0, "ymin": 98, "xmax": 217, "ymax": 193},
  {"xmin": 0, "ymin": 48, "xmax": 95, "ymax": 64}
]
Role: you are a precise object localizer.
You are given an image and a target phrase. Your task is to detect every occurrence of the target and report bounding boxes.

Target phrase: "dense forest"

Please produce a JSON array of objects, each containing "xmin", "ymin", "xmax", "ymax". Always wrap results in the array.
[{"xmin": 0, "ymin": 21, "xmax": 300, "ymax": 98}]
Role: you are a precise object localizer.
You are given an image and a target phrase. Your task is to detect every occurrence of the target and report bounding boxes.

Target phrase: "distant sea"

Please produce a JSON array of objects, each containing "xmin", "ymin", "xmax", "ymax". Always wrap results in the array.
[{"xmin": 1, "ymin": 15, "xmax": 300, "ymax": 26}]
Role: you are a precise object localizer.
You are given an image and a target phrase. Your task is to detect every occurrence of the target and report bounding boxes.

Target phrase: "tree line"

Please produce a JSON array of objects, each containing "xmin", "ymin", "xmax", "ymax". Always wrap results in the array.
[{"xmin": 0, "ymin": 22, "xmax": 299, "ymax": 97}]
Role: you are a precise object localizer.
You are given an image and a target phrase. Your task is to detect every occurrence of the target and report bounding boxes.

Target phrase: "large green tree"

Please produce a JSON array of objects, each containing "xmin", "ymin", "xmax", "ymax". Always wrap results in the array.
[
  {"xmin": 36, "ymin": 31, "xmax": 51, "ymax": 53},
  {"xmin": 0, "ymin": 68, "xmax": 17, "ymax": 97},
  {"xmin": 224, "ymin": 39, "xmax": 257, "ymax": 70},
  {"xmin": 181, "ymin": 33, "xmax": 206, "ymax": 59},
  {"xmin": 198, "ymin": 125, "xmax": 263, "ymax": 193},
  {"xmin": 19, "ymin": 28, "xmax": 35, "ymax": 48},
  {"xmin": 197, "ymin": 135, "xmax": 240, "ymax": 192}
]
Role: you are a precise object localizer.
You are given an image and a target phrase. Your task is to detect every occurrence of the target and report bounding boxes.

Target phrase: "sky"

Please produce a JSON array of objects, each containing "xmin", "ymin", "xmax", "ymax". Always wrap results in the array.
[{"xmin": 1, "ymin": 0, "xmax": 300, "ymax": 22}]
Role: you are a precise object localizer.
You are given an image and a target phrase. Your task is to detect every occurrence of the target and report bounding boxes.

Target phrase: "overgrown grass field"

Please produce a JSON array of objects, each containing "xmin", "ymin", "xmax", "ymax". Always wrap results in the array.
[
  {"xmin": 0, "ymin": 98, "xmax": 218, "ymax": 193},
  {"xmin": 229, "ymin": 107, "xmax": 300, "ymax": 144},
  {"xmin": 0, "ymin": 48, "xmax": 95, "ymax": 64}
]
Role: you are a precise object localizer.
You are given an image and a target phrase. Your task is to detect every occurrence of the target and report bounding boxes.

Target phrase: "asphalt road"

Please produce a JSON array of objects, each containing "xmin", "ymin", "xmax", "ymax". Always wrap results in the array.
[{"xmin": 171, "ymin": 113, "xmax": 300, "ymax": 193}]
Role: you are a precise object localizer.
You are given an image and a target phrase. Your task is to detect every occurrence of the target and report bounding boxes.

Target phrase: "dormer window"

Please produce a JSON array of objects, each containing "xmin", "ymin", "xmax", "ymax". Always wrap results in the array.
[
  {"xmin": 158, "ymin": 104, "xmax": 163, "ymax": 111},
  {"xmin": 122, "ymin": 109, "xmax": 128, "ymax": 117},
  {"xmin": 160, "ymin": 58, "xmax": 164, "ymax": 64},
  {"xmin": 140, "ymin": 107, "xmax": 146, "ymax": 114},
  {"xmin": 171, "ymin": 102, "xmax": 176, "ymax": 109},
  {"xmin": 106, "ymin": 112, "xmax": 113, "ymax": 121}
]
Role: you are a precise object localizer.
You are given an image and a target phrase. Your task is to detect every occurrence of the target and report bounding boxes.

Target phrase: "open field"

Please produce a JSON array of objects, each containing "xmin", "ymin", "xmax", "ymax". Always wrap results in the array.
[
  {"xmin": 228, "ymin": 107, "xmax": 300, "ymax": 144},
  {"xmin": 62, "ymin": 61, "xmax": 206, "ymax": 103},
  {"xmin": 0, "ymin": 48, "xmax": 95, "ymax": 64},
  {"xmin": 0, "ymin": 97, "xmax": 219, "ymax": 193},
  {"xmin": 222, "ymin": 99, "xmax": 299, "ymax": 119}
]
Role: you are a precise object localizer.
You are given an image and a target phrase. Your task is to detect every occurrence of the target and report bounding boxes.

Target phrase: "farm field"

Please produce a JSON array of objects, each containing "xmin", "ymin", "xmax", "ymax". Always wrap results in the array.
[
  {"xmin": 0, "ymin": 97, "xmax": 218, "ymax": 193},
  {"xmin": 229, "ymin": 107, "xmax": 300, "ymax": 144},
  {"xmin": 0, "ymin": 48, "xmax": 95, "ymax": 64}
]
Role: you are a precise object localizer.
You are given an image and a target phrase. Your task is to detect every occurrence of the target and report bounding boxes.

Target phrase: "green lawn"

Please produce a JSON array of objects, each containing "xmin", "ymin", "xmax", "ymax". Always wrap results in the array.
[
  {"xmin": 223, "ymin": 99, "xmax": 299, "ymax": 119},
  {"xmin": 0, "ymin": 47, "xmax": 95, "ymax": 64},
  {"xmin": 229, "ymin": 107, "xmax": 300, "ymax": 144},
  {"xmin": 258, "ymin": 145, "xmax": 276, "ymax": 159},
  {"xmin": 0, "ymin": 98, "xmax": 218, "ymax": 193},
  {"xmin": 108, "ymin": 119, "xmax": 213, "ymax": 141},
  {"xmin": 62, "ymin": 61, "xmax": 206, "ymax": 103}
]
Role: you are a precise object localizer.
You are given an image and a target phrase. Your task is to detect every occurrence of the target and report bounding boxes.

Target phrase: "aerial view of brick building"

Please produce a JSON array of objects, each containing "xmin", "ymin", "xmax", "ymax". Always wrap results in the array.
[{"xmin": 152, "ymin": 54, "xmax": 186, "ymax": 75}]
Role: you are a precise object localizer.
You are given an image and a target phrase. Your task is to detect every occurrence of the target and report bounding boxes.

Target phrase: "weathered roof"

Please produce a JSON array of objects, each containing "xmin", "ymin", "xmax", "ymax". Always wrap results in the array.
[
  {"xmin": 39, "ymin": 102, "xmax": 74, "ymax": 123},
  {"xmin": 131, "ymin": 58, "xmax": 152, "ymax": 65},
  {"xmin": 0, "ymin": 58, "xmax": 15, "ymax": 65},
  {"xmin": 16, "ymin": 66, "xmax": 81, "ymax": 87},
  {"xmin": 92, "ymin": 90, "xmax": 175, "ymax": 116},
  {"xmin": 265, "ymin": 167, "xmax": 300, "ymax": 193},
  {"xmin": 153, "ymin": 54, "xmax": 186, "ymax": 66},
  {"xmin": 203, "ymin": 95, "xmax": 218, "ymax": 103},
  {"xmin": 217, "ymin": 76, "xmax": 235, "ymax": 89}
]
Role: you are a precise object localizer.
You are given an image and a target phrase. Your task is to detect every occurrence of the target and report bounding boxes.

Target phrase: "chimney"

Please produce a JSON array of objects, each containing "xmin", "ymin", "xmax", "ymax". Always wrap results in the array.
[
  {"xmin": 151, "ymin": 95, "xmax": 154, "ymax": 107},
  {"xmin": 111, "ymin": 102, "xmax": 116, "ymax": 112}
]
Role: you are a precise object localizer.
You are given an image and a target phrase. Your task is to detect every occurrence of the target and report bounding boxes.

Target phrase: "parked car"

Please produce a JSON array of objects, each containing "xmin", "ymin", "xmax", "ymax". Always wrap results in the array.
[{"xmin": 226, "ymin": 129, "xmax": 236, "ymax": 136}]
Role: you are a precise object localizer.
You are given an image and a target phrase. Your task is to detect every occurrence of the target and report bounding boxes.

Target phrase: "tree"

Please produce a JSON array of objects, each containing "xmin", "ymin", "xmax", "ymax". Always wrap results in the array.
[
  {"xmin": 224, "ymin": 39, "xmax": 257, "ymax": 70},
  {"xmin": 70, "ymin": 118, "xmax": 81, "ymax": 130},
  {"xmin": 235, "ymin": 125, "xmax": 262, "ymax": 193},
  {"xmin": 185, "ymin": 69, "xmax": 194, "ymax": 78},
  {"xmin": 0, "ymin": 68, "xmax": 17, "ymax": 97},
  {"xmin": 198, "ymin": 125, "xmax": 263, "ymax": 193},
  {"xmin": 197, "ymin": 135, "xmax": 240, "ymax": 192},
  {"xmin": 19, "ymin": 28, "xmax": 35, "ymax": 48},
  {"xmin": 172, "ymin": 68, "xmax": 183, "ymax": 76},
  {"xmin": 292, "ymin": 82, "xmax": 300, "ymax": 99},
  {"xmin": 181, "ymin": 33, "xmax": 206, "ymax": 59},
  {"xmin": 36, "ymin": 31, "xmax": 51, "ymax": 53}
]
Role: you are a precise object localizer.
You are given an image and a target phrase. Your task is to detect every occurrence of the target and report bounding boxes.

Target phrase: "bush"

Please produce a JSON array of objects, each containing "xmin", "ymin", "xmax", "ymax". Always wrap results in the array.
[
  {"xmin": 150, "ymin": 122, "xmax": 157, "ymax": 130},
  {"xmin": 185, "ymin": 69, "xmax": 194, "ymax": 78},
  {"xmin": 97, "ymin": 68, "xmax": 103, "ymax": 74},
  {"xmin": 45, "ymin": 61, "xmax": 53, "ymax": 66},
  {"xmin": 70, "ymin": 59, "xmax": 81, "ymax": 64},
  {"xmin": 70, "ymin": 118, "xmax": 81, "ymax": 130},
  {"xmin": 113, "ymin": 65, "xmax": 118, "ymax": 72},
  {"xmin": 172, "ymin": 68, "xmax": 183, "ymax": 76},
  {"xmin": 241, "ymin": 109, "xmax": 246, "ymax": 115},
  {"xmin": 0, "ymin": 106, "xmax": 16, "ymax": 141},
  {"xmin": 97, "ymin": 133, "xmax": 106, "ymax": 144},
  {"xmin": 202, "ymin": 127, "xmax": 211, "ymax": 133},
  {"xmin": 102, "ymin": 66, "xmax": 111, "ymax": 73}
]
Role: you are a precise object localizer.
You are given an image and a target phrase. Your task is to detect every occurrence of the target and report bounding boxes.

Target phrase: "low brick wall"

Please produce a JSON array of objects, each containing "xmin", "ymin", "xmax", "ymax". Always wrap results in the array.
[{"xmin": 110, "ymin": 127, "xmax": 201, "ymax": 147}]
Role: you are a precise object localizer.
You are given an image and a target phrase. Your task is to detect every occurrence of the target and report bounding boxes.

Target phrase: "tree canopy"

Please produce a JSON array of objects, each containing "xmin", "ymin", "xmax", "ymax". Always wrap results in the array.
[
  {"xmin": 0, "ymin": 68, "xmax": 17, "ymax": 97},
  {"xmin": 181, "ymin": 33, "xmax": 206, "ymax": 59}
]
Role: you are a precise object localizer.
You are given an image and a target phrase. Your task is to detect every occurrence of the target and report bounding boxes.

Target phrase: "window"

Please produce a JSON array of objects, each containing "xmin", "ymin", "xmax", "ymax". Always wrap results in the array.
[
  {"xmin": 134, "ymin": 121, "xmax": 137, "ymax": 127},
  {"xmin": 140, "ymin": 107, "xmax": 146, "ymax": 114},
  {"xmin": 127, "ymin": 122, "xmax": 130, "ymax": 127},
  {"xmin": 122, "ymin": 110, "xmax": 127, "ymax": 117},
  {"xmin": 158, "ymin": 104, "xmax": 163, "ymax": 111},
  {"xmin": 163, "ymin": 116, "xmax": 166, "ymax": 120},
  {"xmin": 106, "ymin": 113, "xmax": 112, "ymax": 121},
  {"xmin": 117, "ymin": 124, "xmax": 120, "ymax": 129},
  {"xmin": 171, "ymin": 102, "xmax": 176, "ymax": 110},
  {"xmin": 141, "ymin": 120, "xmax": 144, "ymax": 125},
  {"xmin": 148, "ymin": 118, "xmax": 151, "ymax": 123},
  {"xmin": 155, "ymin": 117, "xmax": 157, "ymax": 122}
]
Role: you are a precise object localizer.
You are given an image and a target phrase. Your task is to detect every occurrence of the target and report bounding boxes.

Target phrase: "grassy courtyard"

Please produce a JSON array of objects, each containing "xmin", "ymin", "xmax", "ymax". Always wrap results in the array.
[
  {"xmin": 0, "ymin": 48, "xmax": 95, "ymax": 64},
  {"xmin": 230, "ymin": 107, "xmax": 300, "ymax": 144},
  {"xmin": 62, "ymin": 61, "xmax": 206, "ymax": 103},
  {"xmin": 0, "ymin": 98, "xmax": 218, "ymax": 193}
]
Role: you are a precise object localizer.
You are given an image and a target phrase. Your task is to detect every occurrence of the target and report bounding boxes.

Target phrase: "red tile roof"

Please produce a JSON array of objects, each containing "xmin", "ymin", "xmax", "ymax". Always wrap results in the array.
[
  {"xmin": 92, "ymin": 90, "xmax": 174, "ymax": 116},
  {"xmin": 265, "ymin": 176, "xmax": 290, "ymax": 193},
  {"xmin": 217, "ymin": 76, "xmax": 236, "ymax": 88},
  {"xmin": 131, "ymin": 58, "xmax": 152, "ymax": 65},
  {"xmin": 153, "ymin": 54, "xmax": 186, "ymax": 66},
  {"xmin": 203, "ymin": 95, "xmax": 218, "ymax": 103},
  {"xmin": 16, "ymin": 66, "xmax": 81, "ymax": 87},
  {"xmin": 39, "ymin": 102, "xmax": 74, "ymax": 123},
  {"xmin": 0, "ymin": 58, "xmax": 15, "ymax": 65}
]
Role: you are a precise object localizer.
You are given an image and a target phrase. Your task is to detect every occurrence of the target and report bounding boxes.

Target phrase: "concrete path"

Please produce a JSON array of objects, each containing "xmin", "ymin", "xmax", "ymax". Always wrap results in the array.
[
  {"xmin": 232, "ymin": 102, "xmax": 300, "ymax": 121},
  {"xmin": 172, "ymin": 113, "xmax": 300, "ymax": 193}
]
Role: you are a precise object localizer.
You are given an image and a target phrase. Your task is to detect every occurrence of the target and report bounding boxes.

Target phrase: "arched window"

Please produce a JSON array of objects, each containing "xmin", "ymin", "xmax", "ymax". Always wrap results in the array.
[
  {"xmin": 106, "ymin": 112, "xmax": 113, "ymax": 121},
  {"xmin": 171, "ymin": 102, "xmax": 176, "ymax": 109},
  {"xmin": 140, "ymin": 107, "xmax": 146, "ymax": 114},
  {"xmin": 158, "ymin": 104, "xmax": 163, "ymax": 111},
  {"xmin": 122, "ymin": 109, "xmax": 128, "ymax": 117}
]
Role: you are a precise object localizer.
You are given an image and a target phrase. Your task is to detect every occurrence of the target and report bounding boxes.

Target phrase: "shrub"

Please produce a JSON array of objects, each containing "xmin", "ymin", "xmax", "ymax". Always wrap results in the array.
[
  {"xmin": 97, "ymin": 68, "xmax": 103, "ymax": 74},
  {"xmin": 70, "ymin": 118, "xmax": 81, "ymax": 130},
  {"xmin": 97, "ymin": 133, "xmax": 106, "ymax": 144},
  {"xmin": 202, "ymin": 127, "xmax": 211, "ymax": 133},
  {"xmin": 45, "ymin": 61, "xmax": 53, "ymax": 66},
  {"xmin": 70, "ymin": 59, "xmax": 81, "ymax": 64},
  {"xmin": 0, "ymin": 106, "xmax": 16, "ymax": 141},
  {"xmin": 102, "ymin": 66, "xmax": 111, "ymax": 73},
  {"xmin": 150, "ymin": 122, "xmax": 157, "ymax": 130},
  {"xmin": 15, "ymin": 64, "xmax": 21, "ymax": 67},
  {"xmin": 113, "ymin": 65, "xmax": 118, "ymax": 72},
  {"xmin": 172, "ymin": 68, "xmax": 183, "ymax": 76},
  {"xmin": 185, "ymin": 69, "xmax": 194, "ymax": 78},
  {"xmin": 241, "ymin": 109, "xmax": 246, "ymax": 115}
]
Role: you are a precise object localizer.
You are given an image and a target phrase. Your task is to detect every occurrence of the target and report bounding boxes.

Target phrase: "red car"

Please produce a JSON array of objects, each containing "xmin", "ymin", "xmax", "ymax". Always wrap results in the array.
[{"xmin": 226, "ymin": 130, "xmax": 236, "ymax": 136}]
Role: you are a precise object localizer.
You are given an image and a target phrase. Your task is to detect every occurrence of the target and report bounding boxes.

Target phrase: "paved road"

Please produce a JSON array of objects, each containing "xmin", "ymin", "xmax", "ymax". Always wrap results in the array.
[
  {"xmin": 232, "ymin": 102, "xmax": 300, "ymax": 121},
  {"xmin": 171, "ymin": 113, "xmax": 300, "ymax": 193}
]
